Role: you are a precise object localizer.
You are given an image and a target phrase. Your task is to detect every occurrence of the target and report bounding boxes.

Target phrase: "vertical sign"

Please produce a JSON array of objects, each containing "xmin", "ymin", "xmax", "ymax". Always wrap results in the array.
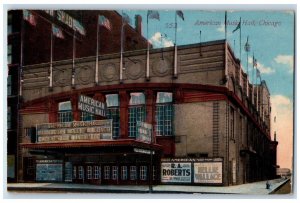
[
  {"xmin": 64, "ymin": 162, "xmax": 72, "ymax": 182},
  {"xmin": 194, "ymin": 162, "xmax": 223, "ymax": 184},
  {"xmin": 232, "ymin": 159, "xmax": 236, "ymax": 184},
  {"xmin": 136, "ymin": 121, "xmax": 152, "ymax": 143},
  {"xmin": 161, "ymin": 162, "xmax": 192, "ymax": 183}
]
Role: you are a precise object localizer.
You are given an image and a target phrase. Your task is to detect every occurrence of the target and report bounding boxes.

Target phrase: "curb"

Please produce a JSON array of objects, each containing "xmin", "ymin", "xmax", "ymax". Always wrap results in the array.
[
  {"xmin": 7, "ymin": 187, "xmax": 149, "ymax": 193},
  {"xmin": 269, "ymin": 178, "xmax": 290, "ymax": 194}
]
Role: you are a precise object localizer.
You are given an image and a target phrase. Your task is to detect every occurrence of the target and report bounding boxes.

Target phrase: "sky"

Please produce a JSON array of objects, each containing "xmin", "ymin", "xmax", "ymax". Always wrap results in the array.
[{"xmin": 120, "ymin": 10, "xmax": 295, "ymax": 170}]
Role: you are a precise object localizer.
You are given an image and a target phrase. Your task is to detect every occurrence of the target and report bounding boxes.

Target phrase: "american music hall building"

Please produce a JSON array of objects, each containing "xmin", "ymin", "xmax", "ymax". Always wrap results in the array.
[{"xmin": 8, "ymin": 10, "xmax": 278, "ymax": 186}]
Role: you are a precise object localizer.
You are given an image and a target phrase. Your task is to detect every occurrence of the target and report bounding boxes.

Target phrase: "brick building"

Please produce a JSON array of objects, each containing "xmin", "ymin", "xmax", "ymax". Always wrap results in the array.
[
  {"xmin": 7, "ymin": 10, "xmax": 278, "ymax": 186},
  {"xmin": 7, "ymin": 9, "xmax": 147, "ymax": 183}
]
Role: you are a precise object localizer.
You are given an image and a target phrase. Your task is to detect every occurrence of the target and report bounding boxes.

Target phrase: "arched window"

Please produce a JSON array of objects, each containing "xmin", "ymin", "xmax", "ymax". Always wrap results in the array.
[
  {"xmin": 128, "ymin": 92, "xmax": 146, "ymax": 138},
  {"xmin": 155, "ymin": 92, "xmax": 173, "ymax": 136},
  {"xmin": 58, "ymin": 101, "xmax": 73, "ymax": 122},
  {"xmin": 106, "ymin": 94, "xmax": 120, "ymax": 138}
]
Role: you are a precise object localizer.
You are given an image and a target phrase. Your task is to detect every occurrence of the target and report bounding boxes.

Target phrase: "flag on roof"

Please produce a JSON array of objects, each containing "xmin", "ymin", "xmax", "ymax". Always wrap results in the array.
[
  {"xmin": 23, "ymin": 10, "xmax": 36, "ymax": 26},
  {"xmin": 73, "ymin": 20, "xmax": 86, "ymax": 35},
  {"xmin": 232, "ymin": 21, "xmax": 241, "ymax": 33},
  {"xmin": 99, "ymin": 15, "xmax": 112, "ymax": 30},
  {"xmin": 256, "ymin": 67, "xmax": 260, "ymax": 78},
  {"xmin": 52, "ymin": 25, "xmax": 64, "ymax": 39},
  {"xmin": 122, "ymin": 12, "xmax": 131, "ymax": 24},
  {"xmin": 147, "ymin": 10, "xmax": 160, "ymax": 20},
  {"xmin": 176, "ymin": 10, "xmax": 184, "ymax": 21}
]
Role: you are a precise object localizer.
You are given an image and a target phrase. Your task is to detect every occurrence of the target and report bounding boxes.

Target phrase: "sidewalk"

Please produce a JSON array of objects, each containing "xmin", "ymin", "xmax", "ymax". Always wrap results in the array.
[{"xmin": 7, "ymin": 178, "xmax": 290, "ymax": 195}]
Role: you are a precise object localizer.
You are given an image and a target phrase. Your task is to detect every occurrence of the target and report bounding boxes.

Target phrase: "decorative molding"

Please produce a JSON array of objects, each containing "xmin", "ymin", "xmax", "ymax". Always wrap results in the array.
[
  {"xmin": 76, "ymin": 65, "xmax": 93, "ymax": 85},
  {"xmin": 125, "ymin": 59, "xmax": 144, "ymax": 80},
  {"xmin": 101, "ymin": 62, "xmax": 118, "ymax": 81},
  {"xmin": 152, "ymin": 57, "xmax": 172, "ymax": 77}
]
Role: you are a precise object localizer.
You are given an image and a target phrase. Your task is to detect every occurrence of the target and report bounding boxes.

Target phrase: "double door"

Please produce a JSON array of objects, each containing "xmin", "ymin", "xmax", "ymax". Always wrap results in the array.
[{"xmin": 72, "ymin": 163, "xmax": 151, "ymax": 185}]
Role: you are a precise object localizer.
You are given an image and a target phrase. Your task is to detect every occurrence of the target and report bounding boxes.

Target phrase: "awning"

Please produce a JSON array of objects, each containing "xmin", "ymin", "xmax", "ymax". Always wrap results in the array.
[{"xmin": 20, "ymin": 139, "xmax": 162, "ymax": 151}]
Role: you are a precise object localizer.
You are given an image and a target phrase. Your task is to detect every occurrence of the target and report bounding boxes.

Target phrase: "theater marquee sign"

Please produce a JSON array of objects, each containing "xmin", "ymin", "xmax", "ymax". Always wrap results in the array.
[{"xmin": 36, "ymin": 120, "xmax": 112, "ymax": 143}]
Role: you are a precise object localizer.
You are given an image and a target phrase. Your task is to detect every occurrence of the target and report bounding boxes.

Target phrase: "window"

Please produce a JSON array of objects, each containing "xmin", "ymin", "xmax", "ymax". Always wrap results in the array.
[
  {"xmin": 73, "ymin": 166, "xmax": 77, "ymax": 179},
  {"xmin": 155, "ymin": 92, "xmax": 173, "ymax": 136},
  {"xmin": 87, "ymin": 166, "xmax": 92, "ymax": 179},
  {"xmin": 121, "ymin": 166, "xmax": 127, "ymax": 180},
  {"xmin": 128, "ymin": 93, "xmax": 146, "ymax": 138},
  {"xmin": 112, "ymin": 166, "xmax": 118, "ymax": 180},
  {"xmin": 7, "ymin": 75, "xmax": 12, "ymax": 96},
  {"xmin": 78, "ymin": 166, "xmax": 84, "ymax": 179},
  {"xmin": 94, "ymin": 166, "xmax": 100, "ymax": 179},
  {"xmin": 7, "ymin": 106, "xmax": 11, "ymax": 129},
  {"xmin": 140, "ymin": 166, "xmax": 147, "ymax": 180},
  {"xmin": 104, "ymin": 166, "xmax": 110, "ymax": 179},
  {"xmin": 130, "ymin": 166, "xmax": 137, "ymax": 180},
  {"xmin": 106, "ymin": 94, "xmax": 120, "ymax": 138},
  {"xmin": 7, "ymin": 44, "xmax": 12, "ymax": 64},
  {"xmin": 58, "ymin": 101, "xmax": 73, "ymax": 122},
  {"xmin": 230, "ymin": 107, "xmax": 235, "ymax": 140},
  {"xmin": 80, "ymin": 111, "xmax": 94, "ymax": 121},
  {"xmin": 8, "ymin": 13, "xmax": 12, "ymax": 35}
]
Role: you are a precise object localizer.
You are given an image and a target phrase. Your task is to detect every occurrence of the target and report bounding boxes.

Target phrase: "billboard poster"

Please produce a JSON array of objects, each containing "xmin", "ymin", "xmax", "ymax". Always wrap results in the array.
[
  {"xmin": 136, "ymin": 121, "xmax": 152, "ymax": 143},
  {"xmin": 36, "ymin": 162, "xmax": 63, "ymax": 182},
  {"xmin": 36, "ymin": 119, "xmax": 113, "ymax": 143},
  {"xmin": 161, "ymin": 162, "xmax": 191, "ymax": 183},
  {"xmin": 78, "ymin": 94, "xmax": 106, "ymax": 117},
  {"xmin": 194, "ymin": 162, "xmax": 223, "ymax": 184}
]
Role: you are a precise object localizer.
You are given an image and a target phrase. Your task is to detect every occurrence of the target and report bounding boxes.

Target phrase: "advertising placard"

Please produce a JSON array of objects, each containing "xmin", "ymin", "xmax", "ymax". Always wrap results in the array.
[
  {"xmin": 194, "ymin": 162, "xmax": 223, "ymax": 184},
  {"xmin": 136, "ymin": 121, "xmax": 152, "ymax": 143},
  {"xmin": 36, "ymin": 120, "xmax": 113, "ymax": 143},
  {"xmin": 78, "ymin": 95, "xmax": 106, "ymax": 117},
  {"xmin": 36, "ymin": 162, "xmax": 63, "ymax": 182},
  {"xmin": 161, "ymin": 162, "xmax": 191, "ymax": 183}
]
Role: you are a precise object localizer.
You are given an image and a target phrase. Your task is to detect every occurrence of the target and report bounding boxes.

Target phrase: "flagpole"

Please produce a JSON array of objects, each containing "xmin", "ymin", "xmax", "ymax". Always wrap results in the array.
[
  {"xmin": 239, "ymin": 17, "xmax": 242, "ymax": 62},
  {"xmin": 72, "ymin": 30, "xmax": 75, "ymax": 88},
  {"xmin": 120, "ymin": 12, "xmax": 124, "ymax": 83},
  {"xmin": 199, "ymin": 30, "xmax": 202, "ymax": 56},
  {"xmin": 20, "ymin": 11, "xmax": 24, "ymax": 97},
  {"xmin": 174, "ymin": 11, "xmax": 178, "ymax": 78},
  {"xmin": 50, "ymin": 24, "xmax": 53, "ymax": 89},
  {"xmin": 225, "ymin": 11, "xmax": 227, "ymax": 41},
  {"xmin": 95, "ymin": 16, "xmax": 99, "ymax": 85},
  {"xmin": 146, "ymin": 11, "xmax": 150, "ymax": 80}
]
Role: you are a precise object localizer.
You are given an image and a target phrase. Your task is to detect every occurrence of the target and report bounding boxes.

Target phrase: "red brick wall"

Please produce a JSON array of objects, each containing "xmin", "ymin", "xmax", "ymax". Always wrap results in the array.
[{"xmin": 23, "ymin": 10, "xmax": 148, "ymax": 65}]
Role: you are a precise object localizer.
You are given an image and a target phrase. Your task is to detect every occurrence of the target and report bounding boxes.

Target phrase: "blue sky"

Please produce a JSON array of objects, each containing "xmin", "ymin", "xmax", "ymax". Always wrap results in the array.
[
  {"xmin": 120, "ymin": 10, "xmax": 294, "ymax": 101},
  {"xmin": 119, "ymin": 10, "xmax": 295, "ymax": 169}
]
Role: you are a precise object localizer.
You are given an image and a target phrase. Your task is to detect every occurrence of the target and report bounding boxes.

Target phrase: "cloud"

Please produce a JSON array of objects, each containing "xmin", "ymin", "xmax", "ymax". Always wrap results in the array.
[
  {"xmin": 248, "ymin": 57, "xmax": 275, "ymax": 74},
  {"xmin": 217, "ymin": 24, "xmax": 225, "ymax": 33},
  {"xmin": 150, "ymin": 32, "xmax": 174, "ymax": 48},
  {"xmin": 274, "ymin": 55, "xmax": 294, "ymax": 73},
  {"xmin": 271, "ymin": 95, "xmax": 294, "ymax": 170}
]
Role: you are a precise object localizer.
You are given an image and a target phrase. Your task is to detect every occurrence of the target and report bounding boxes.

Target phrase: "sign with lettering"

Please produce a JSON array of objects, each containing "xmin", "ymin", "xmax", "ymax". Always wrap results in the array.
[
  {"xmin": 136, "ymin": 121, "xmax": 152, "ymax": 144},
  {"xmin": 43, "ymin": 10, "xmax": 86, "ymax": 35},
  {"xmin": 64, "ymin": 162, "xmax": 73, "ymax": 182},
  {"xmin": 36, "ymin": 120, "xmax": 112, "ymax": 143},
  {"xmin": 194, "ymin": 162, "xmax": 223, "ymax": 184},
  {"xmin": 161, "ymin": 162, "xmax": 192, "ymax": 183},
  {"xmin": 133, "ymin": 148, "xmax": 154, "ymax": 155},
  {"xmin": 78, "ymin": 95, "xmax": 106, "ymax": 117},
  {"xmin": 36, "ymin": 160, "xmax": 63, "ymax": 182}
]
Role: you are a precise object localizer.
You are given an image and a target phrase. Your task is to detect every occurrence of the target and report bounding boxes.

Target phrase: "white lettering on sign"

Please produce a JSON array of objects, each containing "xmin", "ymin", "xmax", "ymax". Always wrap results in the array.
[
  {"xmin": 136, "ymin": 121, "xmax": 152, "ymax": 144},
  {"xmin": 161, "ymin": 162, "xmax": 192, "ymax": 183},
  {"xmin": 78, "ymin": 95, "xmax": 106, "ymax": 117},
  {"xmin": 36, "ymin": 120, "xmax": 112, "ymax": 143},
  {"xmin": 194, "ymin": 162, "xmax": 223, "ymax": 184}
]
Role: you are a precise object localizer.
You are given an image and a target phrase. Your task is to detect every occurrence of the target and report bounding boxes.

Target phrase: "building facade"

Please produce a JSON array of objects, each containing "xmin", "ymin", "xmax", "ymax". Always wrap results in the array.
[{"xmin": 8, "ymin": 10, "xmax": 278, "ymax": 186}]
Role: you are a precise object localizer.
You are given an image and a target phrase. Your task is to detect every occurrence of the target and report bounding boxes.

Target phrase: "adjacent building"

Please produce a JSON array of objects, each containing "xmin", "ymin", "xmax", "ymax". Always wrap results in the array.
[{"xmin": 7, "ymin": 10, "xmax": 278, "ymax": 186}]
